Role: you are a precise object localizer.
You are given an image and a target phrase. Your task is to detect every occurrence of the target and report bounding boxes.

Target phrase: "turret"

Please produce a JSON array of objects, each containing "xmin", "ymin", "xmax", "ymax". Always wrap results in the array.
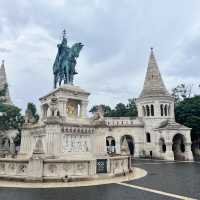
[
  {"xmin": 0, "ymin": 60, "xmax": 12, "ymax": 104},
  {"xmin": 136, "ymin": 48, "xmax": 174, "ymax": 126}
]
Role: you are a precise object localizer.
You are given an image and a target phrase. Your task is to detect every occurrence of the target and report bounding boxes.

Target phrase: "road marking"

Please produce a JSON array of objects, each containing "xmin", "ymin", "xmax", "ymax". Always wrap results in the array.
[
  {"xmin": 134, "ymin": 161, "xmax": 197, "ymax": 165},
  {"xmin": 134, "ymin": 162, "xmax": 175, "ymax": 165},
  {"xmin": 117, "ymin": 182, "xmax": 197, "ymax": 200}
]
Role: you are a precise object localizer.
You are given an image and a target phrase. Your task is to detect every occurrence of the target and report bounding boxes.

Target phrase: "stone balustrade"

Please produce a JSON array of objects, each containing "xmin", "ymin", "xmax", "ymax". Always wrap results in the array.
[{"xmin": 104, "ymin": 117, "xmax": 143, "ymax": 127}]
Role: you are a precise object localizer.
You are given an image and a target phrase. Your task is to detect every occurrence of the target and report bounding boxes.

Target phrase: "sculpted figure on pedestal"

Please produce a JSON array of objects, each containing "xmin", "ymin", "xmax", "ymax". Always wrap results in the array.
[{"xmin": 53, "ymin": 30, "xmax": 83, "ymax": 88}]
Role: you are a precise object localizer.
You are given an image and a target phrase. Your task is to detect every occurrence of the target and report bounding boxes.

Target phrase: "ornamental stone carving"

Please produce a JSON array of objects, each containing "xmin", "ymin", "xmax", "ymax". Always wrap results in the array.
[{"xmin": 48, "ymin": 164, "xmax": 57, "ymax": 174}]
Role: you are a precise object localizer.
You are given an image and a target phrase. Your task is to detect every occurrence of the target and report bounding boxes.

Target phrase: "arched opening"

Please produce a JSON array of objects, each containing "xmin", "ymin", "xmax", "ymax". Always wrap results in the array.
[
  {"xmin": 172, "ymin": 134, "xmax": 186, "ymax": 160},
  {"xmin": 160, "ymin": 104, "xmax": 164, "ymax": 116},
  {"xmin": 120, "ymin": 135, "xmax": 134, "ymax": 156},
  {"xmin": 159, "ymin": 138, "xmax": 166, "ymax": 153},
  {"xmin": 146, "ymin": 132, "xmax": 151, "ymax": 143},
  {"xmin": 106, "ymin": 136, "xmax": 116, "ymax": 155},
  {"xmin": 150, "ymin": 104, "xmax": 154, "ymax": 116},
  {"xmin": 142, "ymin": 106, "xmax": 146, "ymax": 116},
  {"xmin": 146, "ymin": 105, "xmax": 150, "ymax": 116},
  {"xmin": 164, "ymin": 104, "xmax": 168, "ymax": 116},
  {"xmin": 191, "ymin": 134, "xmax": 200, "ymax": 161}
]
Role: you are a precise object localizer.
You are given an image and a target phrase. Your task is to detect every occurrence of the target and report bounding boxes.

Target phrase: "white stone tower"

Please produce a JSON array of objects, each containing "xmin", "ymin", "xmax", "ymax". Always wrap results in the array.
[
  {"xmin": 136, "ymin": 49, "xmax": 193, "ymax": 160},
  {"xmin": 0, "ymin": 60, "xmax": 12, "ymax": 104},
  {"xmin": 136, "ymin": 48, "xmax": 174, "ymax": 129}
]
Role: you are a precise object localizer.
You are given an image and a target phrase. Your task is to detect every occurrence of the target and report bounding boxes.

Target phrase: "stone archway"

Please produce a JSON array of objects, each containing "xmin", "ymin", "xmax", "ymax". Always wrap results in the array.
[
  {"xmin": 106, "ymin": 136, "xmax": 116, "ymax": 155},
  {"xmin": 159, "ymin": 138, "xmax": 166, "ymax": 153},
  {"xmin": 120, "ymin": 135, "xmax": 134, "ymax": 156},
  {"xmin": 172, "ymin": 134, "xmax": 186, "ymax": 160},
  {"xmin": 191, "ymin": 135, "xmax": 200, "ymax": 161}
]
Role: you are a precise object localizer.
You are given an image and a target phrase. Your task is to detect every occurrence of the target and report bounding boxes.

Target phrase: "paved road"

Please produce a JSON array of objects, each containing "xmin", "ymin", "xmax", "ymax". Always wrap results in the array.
[{"xmin": 0, "ymin": 160, "xmax": 199, "ymax": 200}]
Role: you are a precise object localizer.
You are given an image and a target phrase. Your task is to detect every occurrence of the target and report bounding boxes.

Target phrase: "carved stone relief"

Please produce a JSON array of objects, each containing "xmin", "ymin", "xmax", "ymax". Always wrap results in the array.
[
  {"xmin": 17, "ymin": 164, "xmax": 27, "ymax": 174},
  {"xmin": 0, "ymin": 163, "xmax": 5, "ymax": 173},
  {"xmin": 63, "ymin": 134, "xmax": 90, "ymax": 153},
  {"xmin": 48, "ymin": 164, "xmax": 57, "ymax": 174}
]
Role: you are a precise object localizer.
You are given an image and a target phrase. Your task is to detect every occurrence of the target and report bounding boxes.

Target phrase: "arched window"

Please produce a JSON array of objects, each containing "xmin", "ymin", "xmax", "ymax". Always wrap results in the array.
[
  {"xmin": 146, "ymin": 105, "xmax": 150, "ymax": 116},
  {"xmin": 146, "ymin": 132, "xmax": 151, "ymax": 143},
  {"xmin": 160, "ymin": 104, "xmax": 164, "ymax": 116},
  {"xmin": 106, "ymin": 140, "xmax": 109, "ymax": 146},
  {"xmin": 164, "ymin": 104, "xmax": 168, "ymax": 116},
  {"xmin": 142, "ymin": 106, "xmax": 146, "ymax": 116},
  {"xmin": 106, "ymin": 136, "xmax": 116, "ymax": 154},
  {"xmin": 151, "ymin": 104, "xmax": 154, "ymax": 116},
  {"xmin": 159, "ymin": 138, "xmax": 166, "ymax": 153},
  {"xmin": 111, "ymin": 140, "xmax": 115, "ymax": 146}
]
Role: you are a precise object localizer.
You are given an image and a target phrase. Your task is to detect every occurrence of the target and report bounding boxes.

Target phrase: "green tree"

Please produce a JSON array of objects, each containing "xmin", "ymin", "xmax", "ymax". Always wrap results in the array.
[
  {"xmin": 89, "ymin": 104, "xmax": 112, "ymax": 117},
  {"xmin": 172, "ymin": 83, "xmax": 193, "ymax": 103},
  {"xmin": 113, "ymin": 103, "xmax": 127, "ymax": 117},
  {"xmin": 0, "ymin": 103, "xmax": 24, "ymax": 131},
  {"xmin": 126, "ymin": 98, "xmax": 138, "ymax": 117},
  {"xmin": 0, "ymin": 86, "xmax": 24, "ymax": 146},
  {"xmin": 26, "ymin": 102, "xmax": 39, "ymax": 123},
  {"xmin": 89, "ymin": 98, "xmax": 138, "ymax": 118},
  {"xmin": 175, "ymin": 95, "xmax": 200, "ymax": 139}
]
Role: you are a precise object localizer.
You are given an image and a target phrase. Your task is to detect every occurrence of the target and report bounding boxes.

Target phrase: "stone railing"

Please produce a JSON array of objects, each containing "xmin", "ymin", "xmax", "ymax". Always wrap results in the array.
[
  {"xmin": 0, "ymin": 158, "xmax": 29, "ymax": 179},
  {"xmin": 104, "ymin": 117, "xmax": 143, "ymax": 127}
]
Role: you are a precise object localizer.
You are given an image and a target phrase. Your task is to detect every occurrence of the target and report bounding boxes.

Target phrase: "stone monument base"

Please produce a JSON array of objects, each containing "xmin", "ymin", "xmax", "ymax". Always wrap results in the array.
[{"xmin": 0, "ymin": 156, "xmax": 131, "ymax": 182}]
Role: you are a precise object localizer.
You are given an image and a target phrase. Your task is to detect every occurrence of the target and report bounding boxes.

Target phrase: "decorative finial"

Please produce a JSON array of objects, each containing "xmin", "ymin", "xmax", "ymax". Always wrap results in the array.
[
  {"xmin": 62, "ymin": 29, "xmax": 66, "ymax": 39},
  {"xmin": 150, "ymin": 47, "xmax": 154, "ymax": 52},
  {"xmin": 1, "ymin": 60, "xmax": 4, "ymax": 66}
]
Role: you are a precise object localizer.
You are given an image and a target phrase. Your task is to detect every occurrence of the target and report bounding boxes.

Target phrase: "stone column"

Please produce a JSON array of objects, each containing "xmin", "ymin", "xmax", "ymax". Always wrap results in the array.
[
  {"xmin": 155, "ymin": 100, "xmax": 160, "ymax": 117},
  {"xmin": 59, "ymin": 100, "xmax": 67, "ymax": 118},
  {"xmin": 185, "ymin": 143, "xmax": 193, "ymax": 160},
  {"xmin": 80, "ymin": 101, "xmax": 88, "ymax": 118},
  {"xmin": 171, "ymin": 102, "xmax": 175, "ymax": 119},
  {"xmin": 133, "ymin": 143, "xmax": 140, "ymax": 157},
  {"xmin": 115, "ymin": 136, "xmax": 121, "ymax": 154},
  {"xmin": 26, "ymin": 154, "xmax": 44, "ymax": 182},
  {"xmin": 165, "ymin": 142, "xmax": 174, "ymax": 160}
]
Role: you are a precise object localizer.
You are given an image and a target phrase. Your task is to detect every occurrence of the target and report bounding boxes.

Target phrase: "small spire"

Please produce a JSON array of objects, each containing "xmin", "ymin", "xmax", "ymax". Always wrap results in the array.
[
  {"xmin": 139, "ymin": 49, "xmax": 170, "ymax": 98},
  {"xmin": 62, "ymin": 29, "xmax": 67, "ymax": 39},
  {"xmin": 0, "ymin": 59, "xmax": 12, "ymax": 104}
]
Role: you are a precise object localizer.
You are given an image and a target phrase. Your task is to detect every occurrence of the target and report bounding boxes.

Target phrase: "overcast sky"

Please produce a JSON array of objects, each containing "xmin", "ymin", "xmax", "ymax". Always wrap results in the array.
[{"xmin": 0, "ymin": 0, "xmax": 200, "ymax": 112}]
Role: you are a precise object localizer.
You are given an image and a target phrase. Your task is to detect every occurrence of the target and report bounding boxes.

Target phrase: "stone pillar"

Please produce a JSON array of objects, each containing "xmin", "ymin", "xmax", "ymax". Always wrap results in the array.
[
  {"xmin": 80, "ymin": 101, "xmax": 88, "ymax": 118},
  {"xmin": 26, "ymin": 154, "xmax": 44, "ymax": 181},
  {"xmin": 59, "ymin": 100, "xmax": 67, "ymax": 118},
  {"xmin": 115, "ymin": 137, "xmax": 121, "ymax": 154},
  {"xmin": 185, "ymin": 143, "xmax": 193, "ymax": 161},
  {"xmin": 89, "ymin": 160, "xmax": 96, "ymax": 176},
  {"xmin": 165, "ymin": 142, "xmax": 174, "ymax": 160},
  {"xmin": 134, "ymin": 143, "xmax": 140, "ymax": 157},
  {"xmin": 155, "ymin": 100, "xmax": 160, "ymax": 117},
  {"xmin": 171, "ymin": 102, "xmax": 175, "ymax": 119}
]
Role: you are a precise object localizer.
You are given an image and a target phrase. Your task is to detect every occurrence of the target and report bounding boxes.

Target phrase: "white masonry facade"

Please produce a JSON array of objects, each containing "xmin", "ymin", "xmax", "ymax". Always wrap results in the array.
[{"xmin": 0, "ymin": 49, "xmax": 193, "ymax": 181}]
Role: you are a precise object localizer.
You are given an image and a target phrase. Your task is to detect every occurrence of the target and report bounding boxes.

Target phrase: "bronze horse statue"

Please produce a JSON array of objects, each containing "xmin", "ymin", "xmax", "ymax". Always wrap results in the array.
[{"xmin": 53, "ymin": 36, "xmax": 83, "ymax": 88}]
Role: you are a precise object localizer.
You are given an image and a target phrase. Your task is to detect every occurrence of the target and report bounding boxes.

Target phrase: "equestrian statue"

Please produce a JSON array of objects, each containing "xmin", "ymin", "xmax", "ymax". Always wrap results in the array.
[{"xmin": 53, "ymin": 30, "xmax": 84, "ymax": 88}]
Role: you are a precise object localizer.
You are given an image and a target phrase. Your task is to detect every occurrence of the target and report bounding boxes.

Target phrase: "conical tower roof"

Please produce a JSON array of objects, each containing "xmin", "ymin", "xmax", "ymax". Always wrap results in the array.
[
  {"xmin": 0, "ymin": 60, "xmax": 12, "ymax": 104},
  {"xmin": 139, "ymin": 48, "xmax": 170, "ymax": 98}
]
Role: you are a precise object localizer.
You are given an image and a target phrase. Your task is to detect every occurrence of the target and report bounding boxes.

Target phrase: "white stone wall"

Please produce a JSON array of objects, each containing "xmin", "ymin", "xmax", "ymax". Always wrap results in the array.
[{"xmin": 93, "ymin": 126, "xmax": 144, "ymax": 157}]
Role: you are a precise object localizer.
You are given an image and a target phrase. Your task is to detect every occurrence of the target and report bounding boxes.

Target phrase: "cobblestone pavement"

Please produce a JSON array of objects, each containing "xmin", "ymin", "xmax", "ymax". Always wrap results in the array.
[{"xmin": 0, "ymin": 160, "xmax": 199, "ymax": 200}]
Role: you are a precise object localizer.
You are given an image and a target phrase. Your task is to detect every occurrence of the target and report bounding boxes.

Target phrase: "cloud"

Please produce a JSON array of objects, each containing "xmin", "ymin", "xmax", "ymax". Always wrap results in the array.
[
  {"xmin": 0, "ymin": 0, "xmax": 200, "ymax": 112},
  {"xmin": 0, "ymin": 47, "xmax": 10, "ymax": 53}
]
